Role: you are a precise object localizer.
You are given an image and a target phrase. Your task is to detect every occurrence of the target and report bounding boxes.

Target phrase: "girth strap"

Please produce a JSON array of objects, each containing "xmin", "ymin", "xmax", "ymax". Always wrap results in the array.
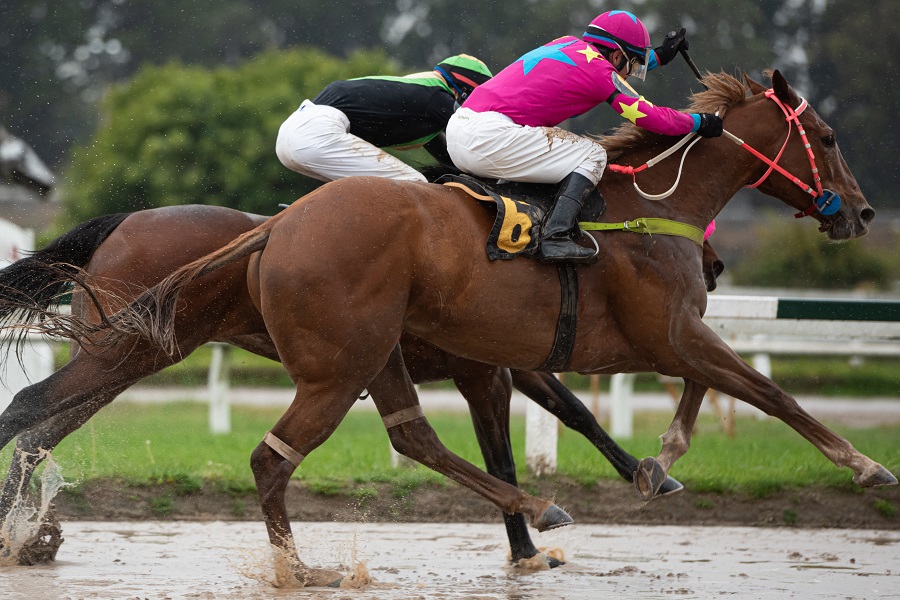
[
  {"xmin": 538, "ymin": 263, "xmax": 579, "ymax": 372},
  {"xmin": 263, "ymin": 431, "xmax": 305, "ymax": 467},
  {"xmin": 580, "ymin": 218, "xmax": 704, "ymax": 246}
]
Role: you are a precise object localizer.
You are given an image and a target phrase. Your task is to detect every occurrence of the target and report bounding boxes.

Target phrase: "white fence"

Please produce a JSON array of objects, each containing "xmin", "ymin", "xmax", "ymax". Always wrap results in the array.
[
  {"xmin": 0, "ymin": 218, "xmax": 54, "ymax": 412},
  {"xmin": 200, "ymin": 295, "xmax": 900, "ymax": 475},
  {"xmin": 2, "ymin": 286, "xmax": 897, "ymax": 477},
  {"xmin": 526, "ymin": 295, "xmax": 900, "ymax": 472}
]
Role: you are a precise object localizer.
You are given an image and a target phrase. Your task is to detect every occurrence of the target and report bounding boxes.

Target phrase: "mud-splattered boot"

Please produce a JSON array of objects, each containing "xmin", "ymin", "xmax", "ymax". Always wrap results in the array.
[{"xmin": 539, "ymin": 173, "xmax": 599, "ymax": 264}]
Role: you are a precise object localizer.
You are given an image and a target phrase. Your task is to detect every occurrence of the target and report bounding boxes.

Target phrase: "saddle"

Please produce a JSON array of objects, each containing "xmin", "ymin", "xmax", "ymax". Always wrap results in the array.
[
  {"xmin": 435, "ymin": 173, "xmax": 601, "ymax": 372},
  {"xmin": 435, "ymin": 174, "xmax": 605, "ymax": 261}
]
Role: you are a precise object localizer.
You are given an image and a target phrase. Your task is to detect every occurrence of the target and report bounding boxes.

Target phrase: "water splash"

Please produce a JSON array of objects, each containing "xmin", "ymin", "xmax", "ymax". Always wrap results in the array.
[{"xmin": 0, "ymin": 451, "xmax": 70, "ymax": 566}]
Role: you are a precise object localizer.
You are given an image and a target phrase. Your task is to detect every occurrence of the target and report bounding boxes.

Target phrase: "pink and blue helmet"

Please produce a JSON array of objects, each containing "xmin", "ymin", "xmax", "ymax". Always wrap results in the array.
[{"xmin": 583, "ymin": 11, "xmax": 652, "ymax": 80}]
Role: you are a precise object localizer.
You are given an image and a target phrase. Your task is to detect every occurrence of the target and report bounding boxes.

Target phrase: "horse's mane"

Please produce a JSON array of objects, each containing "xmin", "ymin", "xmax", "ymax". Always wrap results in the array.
[{"xmin": 598, "ymin": 71, "xmax": 751, "ymax": 160}]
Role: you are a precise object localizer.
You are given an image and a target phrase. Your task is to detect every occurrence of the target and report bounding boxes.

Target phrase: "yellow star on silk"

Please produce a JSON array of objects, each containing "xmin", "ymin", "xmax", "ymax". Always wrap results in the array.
[
  {"xmin": 618, "ymin": 100, "xmax": 647, "ymax": 124},
  {"xmin": 576, "ymin": 47, "xmax": 601, "ymax": 63}
]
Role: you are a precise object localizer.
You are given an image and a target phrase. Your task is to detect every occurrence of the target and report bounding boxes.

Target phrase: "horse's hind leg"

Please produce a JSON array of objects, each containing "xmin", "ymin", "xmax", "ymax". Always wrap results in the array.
[
  {"xmin": 368, "ymin": 345, "xmax": 573, "ymax": 532},
  {"xmin": 453, "ymin": 365, "xmax": 563, "ymax": 568},
  {"xmin": 250, "ymin": 376, "xmax": 362, "ymax": 587},
  {"xmin": 510, "ymin": 369, "xmax": 683, "ymax": 496},
  {"xmin": 0, "ymin": 391, "xmax": 120, "ymax": 520},
  {"xmin": 634, "ymin": 379, "xmax": 707, "ymax": 501},
  {"xmin": 0, "ymin": 343, "xmax": 199, "ymax": 522}
]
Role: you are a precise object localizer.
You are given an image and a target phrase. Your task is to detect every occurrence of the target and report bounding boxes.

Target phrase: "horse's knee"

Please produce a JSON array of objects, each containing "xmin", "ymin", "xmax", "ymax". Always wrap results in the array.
[
  {"xmin": 386, "ymin": 428, "xmax": 415, "ymax": 457},
  {"xmin": 387, "ymin": 422, "xmax": 439, "ymax": 463}
]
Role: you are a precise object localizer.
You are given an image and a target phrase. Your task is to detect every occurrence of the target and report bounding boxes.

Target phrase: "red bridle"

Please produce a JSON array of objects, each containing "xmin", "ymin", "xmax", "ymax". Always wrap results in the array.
[
  {"xmin": 607, "ymin": 87, "xmax": 842, "ymax": 218},
  {"xmin": 730, "ymin": 89, "xmax": 837, "ymax": 219}
]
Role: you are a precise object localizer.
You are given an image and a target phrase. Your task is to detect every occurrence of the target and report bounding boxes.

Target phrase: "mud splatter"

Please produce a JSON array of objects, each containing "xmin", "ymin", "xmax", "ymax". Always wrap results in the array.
[
  {"xmin": 512, "ymin": 546, "xmax": 567, "ymax": 570},
  {"xmin": 0, "ymin": 451, "xmax": 68, "ymax": 566}
]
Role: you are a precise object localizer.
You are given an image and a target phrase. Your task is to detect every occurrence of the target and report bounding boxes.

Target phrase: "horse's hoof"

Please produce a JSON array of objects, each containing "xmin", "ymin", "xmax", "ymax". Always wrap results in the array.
[
  {"xmin": 657, "ymin": 474, "xmax": 685, "ymax": 497},
  {"xmin": 15, "ymin": 514, "xmax": 64, "ymax": 565},
  {"xmin": 854, "ymin": 464, "xmax": 898, "ymax": 488},
  {"xmin": 546, "ymin": 554, "xmax": 565, "ymax": 568},
  {"xmin": 512, "ymin": 552, "xmax": 565, "ymax": 569},
  {"xmin": 532, "ymin": 504, "xmax": 573, "ymax": 532},
  {"xmin": 634, "ymin": 457, "xmax": 668, "ymax": 501},
  {"xmin": 302, "ymin": 568, "xmax": 344, "ymax": 588}
]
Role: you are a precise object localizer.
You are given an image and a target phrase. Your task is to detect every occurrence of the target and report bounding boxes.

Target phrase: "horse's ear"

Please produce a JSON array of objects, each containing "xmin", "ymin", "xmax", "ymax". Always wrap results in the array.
[
  {"xmin": 741, "ymin": 70, "xmax": 767, "ymax": 95},
  {"xmin": 771, "ymin": 69, "xmax": 801, "ymax": 106}
]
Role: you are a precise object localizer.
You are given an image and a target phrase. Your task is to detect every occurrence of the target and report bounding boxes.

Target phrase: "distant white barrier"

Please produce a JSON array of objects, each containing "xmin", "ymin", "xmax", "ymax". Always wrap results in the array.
[
  {"xmin": 125, "ymin": 295, "xmax": 900, "ymax": 476},
  {"xmin": 0, "ymin": 219, "xmax": 53, "ymax": 412},
  {"xmin": 603, "ymin": 295, "xmax": 900, "ymax": 440}
]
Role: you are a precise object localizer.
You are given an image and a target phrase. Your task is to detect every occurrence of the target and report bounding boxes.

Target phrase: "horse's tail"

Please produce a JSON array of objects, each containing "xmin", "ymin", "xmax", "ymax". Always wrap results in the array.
[
  {"xmin": 83, "ymin": 218, "xmax": 275, "ymax": 355},
  {"xmin": 0, "ymin": 213, "xmax": 129, "ymax": 328}
]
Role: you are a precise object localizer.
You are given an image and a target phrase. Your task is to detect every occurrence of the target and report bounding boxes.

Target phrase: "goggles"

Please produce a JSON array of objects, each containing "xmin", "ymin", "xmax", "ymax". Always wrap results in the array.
[{"xmin": 616, "ymin": 42, "xmax": 651, "ymax": 81}]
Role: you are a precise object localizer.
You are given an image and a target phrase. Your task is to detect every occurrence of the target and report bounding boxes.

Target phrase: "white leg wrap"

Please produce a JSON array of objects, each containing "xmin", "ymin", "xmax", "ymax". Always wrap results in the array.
[
  {"xmin": 381, "ymin": 406, "xmax": 425, "ymax": 429},
  {"xmin": 263, "ymin": 431, "xmax": 305, "ymax": 467}
]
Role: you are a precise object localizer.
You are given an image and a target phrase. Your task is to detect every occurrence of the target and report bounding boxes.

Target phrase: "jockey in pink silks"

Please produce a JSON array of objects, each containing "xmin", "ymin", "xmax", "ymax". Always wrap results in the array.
[{"xmin": 446, "ymin": 10, "xmax": 724, "ymax": 263}]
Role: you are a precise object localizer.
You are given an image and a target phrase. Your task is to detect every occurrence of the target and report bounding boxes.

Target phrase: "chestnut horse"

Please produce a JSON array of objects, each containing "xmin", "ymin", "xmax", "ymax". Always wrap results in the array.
[
  {"xmin": 10, "ymin": 71, "xmax": 897, "ymax": 586},
  {"xmin": 0, "ymin": 203, "xmax": 728, "ymax": 565}
]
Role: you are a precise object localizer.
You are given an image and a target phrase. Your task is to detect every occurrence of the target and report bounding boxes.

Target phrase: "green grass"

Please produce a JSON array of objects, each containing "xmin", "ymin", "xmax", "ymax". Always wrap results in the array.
[{"xmin": 5, "ymin": 402, "xmax": 898, "ymax": 499}]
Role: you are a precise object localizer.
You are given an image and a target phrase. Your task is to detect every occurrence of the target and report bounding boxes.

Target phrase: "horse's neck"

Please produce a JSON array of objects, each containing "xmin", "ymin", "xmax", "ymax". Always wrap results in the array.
[{"xmin": 601, "ymin": 128, "xmax": 760, "ymax": 229}]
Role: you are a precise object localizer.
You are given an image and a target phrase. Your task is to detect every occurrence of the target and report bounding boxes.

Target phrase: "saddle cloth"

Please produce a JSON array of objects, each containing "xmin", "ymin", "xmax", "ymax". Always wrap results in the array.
[{"xmin": 435, "ymin": 174, "xmax": 604, "ymax": 261}]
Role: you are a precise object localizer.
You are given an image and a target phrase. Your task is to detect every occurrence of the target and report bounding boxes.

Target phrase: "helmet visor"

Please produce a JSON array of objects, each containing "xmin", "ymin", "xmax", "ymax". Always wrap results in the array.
[{"xmin": 620, "ymin": 45, "xmax": 651, "ymax": 81}]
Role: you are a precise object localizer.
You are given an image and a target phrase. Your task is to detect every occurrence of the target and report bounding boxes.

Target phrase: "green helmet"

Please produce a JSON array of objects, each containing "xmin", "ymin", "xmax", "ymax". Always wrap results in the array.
[{"xmin": 434, "ymin": 54, "xmax": 493, "ymax": 100}]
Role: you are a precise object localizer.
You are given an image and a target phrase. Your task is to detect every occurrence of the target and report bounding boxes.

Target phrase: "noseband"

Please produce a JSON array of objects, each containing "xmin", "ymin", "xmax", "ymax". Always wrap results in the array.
[{"xmin": 727, "ymin": 89, "xmax": 841, "ymax": 219}]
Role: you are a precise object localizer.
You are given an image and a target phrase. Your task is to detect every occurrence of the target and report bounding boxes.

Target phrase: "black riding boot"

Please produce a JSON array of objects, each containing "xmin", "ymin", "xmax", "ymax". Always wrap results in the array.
[{"xmin": 539, "ymin": 173, "xmax": 598, "ymax": 263}]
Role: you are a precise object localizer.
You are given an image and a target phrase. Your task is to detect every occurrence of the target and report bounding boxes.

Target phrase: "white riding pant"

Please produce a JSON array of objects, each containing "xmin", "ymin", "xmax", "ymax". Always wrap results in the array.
[
  {"xmin": 446, "ymin": 108, "xmax": 607, "ymax": 185},
  {"xmin": 275, "ymin": 100, "xmax": 427, "ymax": 182}
]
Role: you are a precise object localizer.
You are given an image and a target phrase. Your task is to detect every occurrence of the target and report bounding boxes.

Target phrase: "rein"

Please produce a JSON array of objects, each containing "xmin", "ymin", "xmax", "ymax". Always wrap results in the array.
[
  {"xmin": 606, "ymin": 131, "xmax": 704, "ymax": 201},
  {"xmin": 606, "ymin": 88, "xmax": 841, "ymax": 218}
]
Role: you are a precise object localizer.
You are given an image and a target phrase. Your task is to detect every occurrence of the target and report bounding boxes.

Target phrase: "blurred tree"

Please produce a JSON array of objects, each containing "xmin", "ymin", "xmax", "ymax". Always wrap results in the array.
[
  {"xmin": 6, "ymin": 0, "xmax": 896, "ymax": 210},
  {"xmin": 730, "ymin": 218, "xmax": 892, "ymax": 290},
  {"xmin": 808, "ymin": 0, "xmax": 899, "ymax": 211},
  {"xmin": 62, "ymin": 47, "xmax": 396, "ymax": 223},
  {"xmin": 1, "ymin": 0, "xmax": 100, "ymax": 165}
]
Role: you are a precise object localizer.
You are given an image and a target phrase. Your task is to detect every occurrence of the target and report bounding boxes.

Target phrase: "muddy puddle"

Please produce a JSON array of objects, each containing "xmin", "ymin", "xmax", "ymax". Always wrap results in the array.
[{"xmin": 0, "ymin": 522, "xmax": 896, "ymax": 599}]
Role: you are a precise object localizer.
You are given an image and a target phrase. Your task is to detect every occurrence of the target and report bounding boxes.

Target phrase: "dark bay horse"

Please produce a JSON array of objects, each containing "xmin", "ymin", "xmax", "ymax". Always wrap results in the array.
[
  {"xmin": 9, "ymin": 71, "xmax": 897, "ymax": 586},
  {"xmin": 0, "ymin": 203, "xmax": 722, "ymax": 566}
]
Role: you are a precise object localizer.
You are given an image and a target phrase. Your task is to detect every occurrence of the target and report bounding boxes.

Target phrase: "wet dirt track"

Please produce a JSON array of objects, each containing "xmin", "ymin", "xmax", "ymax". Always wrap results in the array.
[{"xmin": 1, "ymin": 522, "xmax": 897, "ymax": 599}]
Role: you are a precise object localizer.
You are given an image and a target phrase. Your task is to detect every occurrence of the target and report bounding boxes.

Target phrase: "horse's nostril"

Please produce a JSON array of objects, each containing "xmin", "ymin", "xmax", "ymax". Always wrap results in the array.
[{"xmin": 860, "ymin": 207, "xmax": 875, "ymax": 224}]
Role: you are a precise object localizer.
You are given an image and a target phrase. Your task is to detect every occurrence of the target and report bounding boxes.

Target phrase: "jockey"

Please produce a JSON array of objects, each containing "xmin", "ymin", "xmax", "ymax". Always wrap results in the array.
[
  {"xmin": 446, "ymin": 11, "xmax": 724, "ymax": 263},
  {"xmin": 276, "ymin": 55, "xmax": 493, "ymax": 183}
]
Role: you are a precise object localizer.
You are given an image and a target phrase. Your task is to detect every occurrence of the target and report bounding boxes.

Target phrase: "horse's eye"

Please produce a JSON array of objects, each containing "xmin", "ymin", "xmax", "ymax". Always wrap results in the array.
[{"xmin": 822, "ymin": 134, "xmax": 835, "ymax": 147}]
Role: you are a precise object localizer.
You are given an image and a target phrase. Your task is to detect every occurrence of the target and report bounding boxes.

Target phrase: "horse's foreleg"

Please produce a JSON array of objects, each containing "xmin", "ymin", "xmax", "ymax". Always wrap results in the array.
[
  {"xmin": 454, "ymin": 366, "xmax": 563, "ymax": 568},
  {"xmin": 368, "ymin": 345, "xmax": 572, "ymax": 532},
  {"xmin": 634, "ymin": 379, "xmax": 707, "ymax": 501},
  {"xmin": 510, "ymin": 369, "xmax": 684, "ymax": 496},
  {"xmin": 677, "ymin": 327, "xmax": 897, "ymax": 488}
]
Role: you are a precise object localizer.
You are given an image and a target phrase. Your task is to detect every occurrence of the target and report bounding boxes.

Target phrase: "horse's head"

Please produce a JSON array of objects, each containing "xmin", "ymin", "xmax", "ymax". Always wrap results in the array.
[{"xmin": 741, "ymin": 70, "xmax": 874, "ymax": 240}]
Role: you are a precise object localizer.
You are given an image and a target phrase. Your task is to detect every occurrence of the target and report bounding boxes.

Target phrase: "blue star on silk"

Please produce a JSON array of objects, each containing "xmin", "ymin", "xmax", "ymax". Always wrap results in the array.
[
  {"xmin": 517, "ymin": 41, "xmax": 576, "ymax": 75},
  {"xmin": 609, "ymin": 10, "xmax": 638, "ymax": 23}
]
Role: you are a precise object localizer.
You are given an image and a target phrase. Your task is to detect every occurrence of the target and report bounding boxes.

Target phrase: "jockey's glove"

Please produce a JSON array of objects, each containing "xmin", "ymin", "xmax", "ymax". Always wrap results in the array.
[
  {"xmin": 655, "ymin": 28, "xmax": 689, "ymax": 66},
  {"xmin": 696, "ymin": 113, "xmax": 724, "ymax": 138}
]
